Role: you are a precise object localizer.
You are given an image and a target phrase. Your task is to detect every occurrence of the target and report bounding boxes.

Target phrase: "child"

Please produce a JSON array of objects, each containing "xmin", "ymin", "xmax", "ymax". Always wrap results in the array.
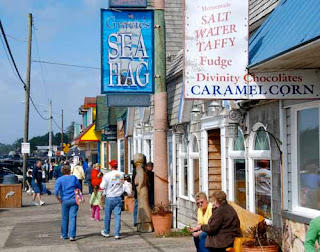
[{"xmin": 90, "ymin": 185, "xmax": 102, "ymax": 221}]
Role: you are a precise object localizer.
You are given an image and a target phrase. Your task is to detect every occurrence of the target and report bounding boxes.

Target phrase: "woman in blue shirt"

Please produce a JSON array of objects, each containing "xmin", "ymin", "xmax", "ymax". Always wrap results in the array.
[{"xmin": 54, "ymin": 165, "xmax": 81, "ymax": 241}]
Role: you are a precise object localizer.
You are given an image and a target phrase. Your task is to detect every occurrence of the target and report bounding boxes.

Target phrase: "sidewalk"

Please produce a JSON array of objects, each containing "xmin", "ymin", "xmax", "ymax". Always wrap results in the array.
[{"xmin": 0, "ymin": 181, "xmax": 195, "ymax": 252}]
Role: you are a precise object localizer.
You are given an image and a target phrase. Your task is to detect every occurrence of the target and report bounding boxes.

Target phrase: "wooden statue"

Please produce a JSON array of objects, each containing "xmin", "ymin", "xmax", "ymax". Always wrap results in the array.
[{"xmin": 134, "ymin": 153, "xmax": 153, "ymax": 232}]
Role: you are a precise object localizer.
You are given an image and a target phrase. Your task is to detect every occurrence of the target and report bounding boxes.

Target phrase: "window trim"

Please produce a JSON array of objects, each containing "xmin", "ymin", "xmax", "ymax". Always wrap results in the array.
[
  {"xmin": 248, "ymin": 123, "xmax": 272, "ymax": 219},
  {"xmin": 228, "ymin": 128, "xmax": 246, "ymax": 205},
  {"xmin": 189, "ymin": 134, "xmax": 200, "ymax": 202},
  {"xmin": 291, "ymin": 102, "xmax": 320, "ymax": 218},
  {"xmin": 178, "ymin": 135, "xmax": 189, "ymax": 200}
]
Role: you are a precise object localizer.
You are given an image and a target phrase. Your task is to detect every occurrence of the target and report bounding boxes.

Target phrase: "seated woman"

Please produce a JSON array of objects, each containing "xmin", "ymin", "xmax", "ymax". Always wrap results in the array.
[
  {"xmin": 189, "ymin": 192, "xmax": 213, "ymax": 252},
  {"xmin": 191, "ymin": 191, "xmax": 241, "ymax": 252}
]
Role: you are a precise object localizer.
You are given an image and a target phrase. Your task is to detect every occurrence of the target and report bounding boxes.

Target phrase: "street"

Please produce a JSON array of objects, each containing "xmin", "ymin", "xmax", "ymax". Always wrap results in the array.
[{"xmin": 0, "ymin": 182, "xmax": 194, "ymax": 252}]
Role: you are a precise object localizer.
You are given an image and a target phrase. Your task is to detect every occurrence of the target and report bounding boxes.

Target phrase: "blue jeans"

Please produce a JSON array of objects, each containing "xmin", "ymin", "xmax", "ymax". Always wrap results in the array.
[
  {"xmin": 104, "ymin": 196, "xmax": 122, "ymax": 236},
  {"xmin": 87, "ymin": 180, "xmax": 92, "ymax": 194},
  {"xmin": 194, "ymin": 231, "xmax": 210, "ymax": 252},
  {"xmin": 133, "ymin": 199, "xmax": 138, "ymax": 226},
  {"xmin": 61, "ymin": 199, "xmax": 78, "ymax": 239}
]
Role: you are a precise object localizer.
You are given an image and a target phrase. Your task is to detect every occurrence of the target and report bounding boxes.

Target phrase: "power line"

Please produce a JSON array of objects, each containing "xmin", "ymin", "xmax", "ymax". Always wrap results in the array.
[
  {"xmin": 0, "ymin": 19, "xmax": 51, "ymax": 122},
  {"xmin": 0, "ymin": 33, "xmax": 20, "ymax": 80},
  {"xmin": 0, "ymin": 20, "xmax": 27, "ymax": 90},
  {"xmin": 6, "ymin": 34, "xmax": 26, "ymax": 42},
  {"xmin": 52, "ymin": 116, "xmax": 62, "ymax": 131},
  {"xmin": 32, "ymin": 26, "xmax": 48, "ymax": 100},
  {"xmin": 32, "ymin": 60, "xmax": 101, "ymax": 70}
]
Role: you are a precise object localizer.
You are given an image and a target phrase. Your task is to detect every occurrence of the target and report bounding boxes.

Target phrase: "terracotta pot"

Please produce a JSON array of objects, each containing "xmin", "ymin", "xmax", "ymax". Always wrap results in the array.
[
  {"xmin": 243, "ymin": 245, "xmax": 279, "ymax": 252},
  {"xmin": 124, "ymin": 196, "xmax": 135, "ymax": 212},
  {"xmin": 151, "ymin": 212, "xmax": 173, "ymax": 235}
]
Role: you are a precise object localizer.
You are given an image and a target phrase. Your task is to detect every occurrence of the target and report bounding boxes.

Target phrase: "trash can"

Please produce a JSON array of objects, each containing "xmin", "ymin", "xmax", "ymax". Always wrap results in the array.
[
  {"xmin": 0, "ymin": 175, "xmax": 22, "ymax": 208},
  {"xmin": 3, "ymin": 174, "xmax": 18, "ymax": 184}
]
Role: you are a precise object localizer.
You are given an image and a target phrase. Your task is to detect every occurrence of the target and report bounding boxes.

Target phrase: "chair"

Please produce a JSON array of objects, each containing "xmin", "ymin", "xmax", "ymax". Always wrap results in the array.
[{"xmin": 226, "ymin": 201, "xmax": 264, "ymax": 252}]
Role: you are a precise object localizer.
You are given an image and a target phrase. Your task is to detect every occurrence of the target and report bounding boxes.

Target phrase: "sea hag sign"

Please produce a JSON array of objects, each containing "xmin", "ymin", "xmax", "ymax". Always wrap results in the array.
[
  {"xmin": 184, "ymin": 0, "xmax": 249, "ymax": 99},
  {"xmin": 101, "ymin": 10, "xmax": 154, "ymax": 94}
]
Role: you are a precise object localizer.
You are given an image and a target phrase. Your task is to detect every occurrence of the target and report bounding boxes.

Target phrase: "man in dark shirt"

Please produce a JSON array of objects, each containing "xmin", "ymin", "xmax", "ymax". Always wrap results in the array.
[
  {"xmin": 31, "ymin": 160, "xmax": 45, "ymax": 206},
  {"xmin": 145, "ymin": 162, "xmax": 154, "ymax": 209}
]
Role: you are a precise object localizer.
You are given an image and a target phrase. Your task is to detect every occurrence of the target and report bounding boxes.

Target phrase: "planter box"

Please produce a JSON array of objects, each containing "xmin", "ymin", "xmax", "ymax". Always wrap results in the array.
[{"xmin": 0, "ymin": 184, "xmax": 22, "ymax": 208}]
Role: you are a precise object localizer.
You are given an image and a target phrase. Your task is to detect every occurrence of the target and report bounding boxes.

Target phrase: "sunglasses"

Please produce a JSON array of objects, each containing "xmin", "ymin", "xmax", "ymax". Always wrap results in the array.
[{"xmin": 196, "ymin": 200, "xmax": 205, "ymax": 206}]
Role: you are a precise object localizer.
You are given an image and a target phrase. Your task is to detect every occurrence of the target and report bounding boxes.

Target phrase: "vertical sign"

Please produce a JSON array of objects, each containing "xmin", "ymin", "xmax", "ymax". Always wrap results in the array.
[
  {"xmin": 101, "ymin": 10, "xmax": 154, "ymax": 94},
  {"xmin": 184, "ymin": 0, "xmax": 249, "ymax": 99}
]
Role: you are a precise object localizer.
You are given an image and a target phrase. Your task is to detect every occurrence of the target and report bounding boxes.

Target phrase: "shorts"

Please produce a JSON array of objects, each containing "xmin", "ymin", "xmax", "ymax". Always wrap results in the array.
[{"xmin": 31, "ymin": 180, "xmax": 43, "ymax": 194}]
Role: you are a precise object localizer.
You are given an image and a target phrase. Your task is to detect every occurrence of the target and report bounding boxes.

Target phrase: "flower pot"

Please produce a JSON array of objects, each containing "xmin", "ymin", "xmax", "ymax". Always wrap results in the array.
[
  {"xmin": 243, "ymin": 245, "xmax": 279, "ymax": 252},
  {"xmin": 151, "ymin": 212, "xmax": 173, "ymax": 235},
  {"xmin": 124, "ymin": 196, "xmax": 135, "ymax": 212}
]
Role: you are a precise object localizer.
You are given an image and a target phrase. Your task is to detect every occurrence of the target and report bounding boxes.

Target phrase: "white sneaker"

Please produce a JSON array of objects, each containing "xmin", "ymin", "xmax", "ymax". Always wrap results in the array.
[
  {"xmin": 101, "ymin": 230, "xmax": 109, "ymax": 238},
  {"xmin": 114, "ymin": 236, "xmax": 120, "ymax": 239},
  {"xmin": 69, "ymin": 237, "xmax": 76, "ymax": 241},
  {"xmin": 40, "ymin": 201, "xmax": 45, "ymax": 206},
  {"xmin": 31, "ymin": 201, "xmax": 39, "ymax": 206}
]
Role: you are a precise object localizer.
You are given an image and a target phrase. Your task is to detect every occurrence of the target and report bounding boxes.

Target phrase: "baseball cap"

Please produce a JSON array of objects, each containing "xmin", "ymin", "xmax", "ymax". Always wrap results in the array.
[{"xmin": 108, "ymin": 160, "xmax": 118, "ymax": 167}]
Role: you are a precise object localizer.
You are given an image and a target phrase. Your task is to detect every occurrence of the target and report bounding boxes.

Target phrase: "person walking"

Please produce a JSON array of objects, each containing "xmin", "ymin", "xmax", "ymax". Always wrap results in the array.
[
  {"xmin": 85, "ymin": 162, "xmax": 93, "ymax": 195},
  {"xmin": 71, "ymin": 162, "xmax": 85, "ymax": 192},
  {"xmin": 54, "ymin": 165, "xmax": 81, "ymax": 241},
  {"xmin": 31, "ymin": 160, "xmax": 45, "ymax": 206},
  {"xmin": 100, "ymin": 160, "xmax": 131, "ymax": 239},
  {"xmin": 145, "ymin": 161, "xmax": 154, "ymax": 209},
  {"xmin": 188, "ymin": 192, "xmax": 213, "ymax": 252},
  {"xmin": 305, "ymin": 215, "xmax": 320, "ymax": 252},
  {"xmin": 83, "ymin": 158, "xmax": 89, "ymax": 173},
  {"xmin": 90, "ymin": 185, "xmax": 102, "ymax": 221}
]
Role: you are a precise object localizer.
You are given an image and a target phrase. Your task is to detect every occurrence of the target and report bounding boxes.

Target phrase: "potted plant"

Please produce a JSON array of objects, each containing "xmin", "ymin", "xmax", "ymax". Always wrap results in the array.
[
  {"xmin": 242, "ymin": 220, "xmax": 279, "ymax": 252},
  {"xmin": 151, "ymin": 203, "xmax": 173, "ymax": 235}
]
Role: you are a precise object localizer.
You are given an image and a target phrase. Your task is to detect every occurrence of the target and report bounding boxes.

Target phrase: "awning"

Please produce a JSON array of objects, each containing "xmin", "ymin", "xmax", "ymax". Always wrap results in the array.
[
  {"xmin": 249, "ymin": 0, "xmax": 320, "ymax": 71},
  {"xmin": 74, "ymin": 123, "xmax": 101, "ymax": 145}
]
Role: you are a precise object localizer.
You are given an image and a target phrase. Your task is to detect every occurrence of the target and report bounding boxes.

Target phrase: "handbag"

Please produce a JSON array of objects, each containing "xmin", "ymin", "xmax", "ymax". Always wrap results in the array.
[{"xmin": 75, "ymin": 188, "xmax": 85, "ymax": 205}]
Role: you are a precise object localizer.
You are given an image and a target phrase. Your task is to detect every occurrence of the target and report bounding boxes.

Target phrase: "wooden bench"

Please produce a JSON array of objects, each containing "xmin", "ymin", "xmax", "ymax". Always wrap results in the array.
[{"xmin": 226, "ymin": 201, "xmax": 264, "ymax": 252}]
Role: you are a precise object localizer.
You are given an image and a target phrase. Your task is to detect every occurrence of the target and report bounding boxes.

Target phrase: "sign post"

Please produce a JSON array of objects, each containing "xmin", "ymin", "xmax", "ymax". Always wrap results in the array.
[{"xmin": 21, "ymin": 143, "xmax": 30, "ymax": 154}]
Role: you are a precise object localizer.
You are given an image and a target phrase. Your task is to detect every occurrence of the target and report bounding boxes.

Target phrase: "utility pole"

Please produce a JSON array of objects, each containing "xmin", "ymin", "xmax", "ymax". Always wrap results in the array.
[
  {"xmin": 23, "ymin": 13, "xmax": 32, "ymax": 189},
  {"xmin": 61, "ymin": 109, "xmax": 64, "ymax": 148},
  {"xmin": 48, "ymin": 100, "xmax": 52, "ymax": 181},
  {"xmin": 153, "ymin": 0, "xmax": 168, "ymax": 206}
]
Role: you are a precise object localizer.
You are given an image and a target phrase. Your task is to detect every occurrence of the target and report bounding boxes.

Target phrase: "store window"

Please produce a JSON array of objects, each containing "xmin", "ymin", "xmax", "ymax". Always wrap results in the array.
[
  {"xmin": 118, "ymin": 139, "xmax": 125, "ymax": 172},
  {"xmin": 190, "ymin": 135, "xmax": 200, "ymax": 197},
  {"xmin": 297, "ymin": 107, "xmax": 320, "ymax": 210},
  {"xmin": 250, "ymin": 125, "xmax": 271, "ymax": 219},
  {"xmin": 229, "ymin": 128, "xmax": 246, "ymax": 209},
  {"xmin": 179, "ymin": 135, "xmax": 189, "ymax": 198}
]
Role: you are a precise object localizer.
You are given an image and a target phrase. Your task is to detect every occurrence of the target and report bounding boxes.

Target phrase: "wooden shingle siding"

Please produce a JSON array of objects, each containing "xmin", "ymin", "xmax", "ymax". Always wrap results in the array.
[
  {"xmin": 167, "ymin": 75, "xmax": 183, "ymax": 126},
  {"xmin": 249, "ymin": 0, "xmax": 280, "ymax": 29},
  {"xmin": 208, "ymin": 130, "xmax": 222, "ymax": 199}
]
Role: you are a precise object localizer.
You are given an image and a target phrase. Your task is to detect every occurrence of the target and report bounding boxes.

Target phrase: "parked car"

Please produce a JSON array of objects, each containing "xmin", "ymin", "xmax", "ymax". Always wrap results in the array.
[
  {"xmin": 0, "ymin": 160, "xmax": 23, "ymax": 175},
  {"xmin": 0, "ymin": 168, "xmax": 17, "ymax": 184},
  {"xmin": 1, "ymin": 167, "xmax": 23, "ymax": 183}
]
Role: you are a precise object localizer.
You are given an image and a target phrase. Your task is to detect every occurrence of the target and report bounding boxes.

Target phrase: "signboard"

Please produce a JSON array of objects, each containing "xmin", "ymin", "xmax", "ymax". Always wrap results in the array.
[
  {"xmin": 245, "ymin": 70, "xmax": 320, "ymax": 99},
  {"xmin": 101, "ymin": 125, "xmax": 117, "ymax": 141},
  {"xmin": 108, "ymin": 0, "xmax": 147, "ymax": 8},
  {"xmin": 184, "ymin": 0, "xmax": 249, "ymax": 99},
  {"xmin": 101, "ymin": 10, "xmax": 154, "ymax": 94},
  {"xmin": 53, "ymin": 146, "xmax": 58, "ymax": 152},
  {"xmin": 21, "ymin": 143, "xmax": 30, "ymax": 154},
  {"xmin": 47, "ymin": 151, "xmax": 52, "ymax": 157}
]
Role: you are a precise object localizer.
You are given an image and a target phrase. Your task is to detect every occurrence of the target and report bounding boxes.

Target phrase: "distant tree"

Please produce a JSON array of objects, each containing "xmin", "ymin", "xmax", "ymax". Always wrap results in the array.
[{"xmin": 65, "ymin": 121, "xmax": 75, "ymax": 143}]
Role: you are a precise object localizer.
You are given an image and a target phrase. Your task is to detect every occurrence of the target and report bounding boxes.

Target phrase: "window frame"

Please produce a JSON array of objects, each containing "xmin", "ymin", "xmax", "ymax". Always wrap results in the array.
[
  {"xmin": 248, "ymin": 122, "xmax": 272, "ymax": 219},
  {"xmin": 291, "ymin": 102, "xmax": 320, "ymax": 218},
  {"xmin": 228, "ymin": 128, "xmax": 247, "ymax": 206},
  {"xmin": 189, "ymin": 134, "xmax": 200, "ymax": 201},
  {"xmin": 179, "ymin": 134, "xmax": 189, "ymax": 200}
]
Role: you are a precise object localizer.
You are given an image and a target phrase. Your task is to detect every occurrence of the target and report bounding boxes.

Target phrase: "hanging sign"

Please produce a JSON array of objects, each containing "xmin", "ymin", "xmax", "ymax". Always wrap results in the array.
[
  {"xmin": 183, "ymin": 0, "xmax": 249, "ymax": 99},
  {"xmin": 101, "ymin": 10, "xmax": 154, "ymax": 94},
  {"xmin": 21, "ymin": 143, "xmax": 30, "ymax": 154},
  {"xmin": 108, "ymin": 0, "xmax": 147, "ymax": 8},
  {"xmin": 101, "ymin": 125, "xmax": 117, "ymax": 141}
]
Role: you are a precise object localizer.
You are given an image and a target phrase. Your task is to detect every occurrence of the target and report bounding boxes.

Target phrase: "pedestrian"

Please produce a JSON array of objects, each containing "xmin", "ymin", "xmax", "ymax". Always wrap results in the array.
[
  {"xmin": 31, "ymin": 160, "xmax": 45, "ymax": 206},
  {"xmin": 90, "ymin": 185, "xmax": 102, "ymax": 221},
  {"xmin": 188, "ymin": 192, "xmax": 213, "ymax": 252},
  {"xmin": 83, "ymin": 158, "xmax": 89, "ymax": 173},
  {"xmin": 305, "ymin": 215, "xmax": 320, "ymax": 252},
  {"xmin": 145, "ymin": 161, "xmax": 154, "ymax": 209},
  {"xmin": 54, "ymin": 164, "xmax": 81, "ymax": 241},
  {"xmin": 85, "ymin": 162, "xmax": 93, "ymax": 195},
  {"xmin": 71, "ymin": 162, "xmax": 85, "ymax": 192},
  {"xmin": 100, "ymin": 160, "xmax": 131, "ymax": 239},
  {"xmin": 91, "ymin": 163, "xmax": 102, "ymax": 188},
  {"xmin": 53, "ymin": 161, "xmax": 62, "ymax": 179},
  {"xmin": 190, "ymin": 191, "xmax": 241, "ymax": 251}
]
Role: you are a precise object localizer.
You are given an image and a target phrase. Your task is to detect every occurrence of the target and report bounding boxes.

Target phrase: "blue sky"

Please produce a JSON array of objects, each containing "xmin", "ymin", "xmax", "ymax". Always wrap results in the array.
[{"xmin": 0, "ymin": 0, "xmax": 107, "ymax": 144}]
